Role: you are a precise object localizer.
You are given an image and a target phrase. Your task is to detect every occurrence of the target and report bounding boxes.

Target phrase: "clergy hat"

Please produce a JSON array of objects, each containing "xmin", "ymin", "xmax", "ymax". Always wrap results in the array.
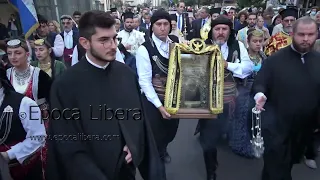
[
  {"xmin": 150, "ymin": 9, "xmax": 172, "ymax": 36},
  {"xmin": 110, "ymin": 8, "xmax": 117, "ymax": 12},
  {"xmin": 210, "ymin": 8, "xmax": 221, "ymax": 15},
  {"xmin": 279, "ymin": 7, "xmax": 298, "ymax": 19},
  {"xmin": 170, "ymin": 14, "xmax": 177, "ymax": 22},
  {"xmin": 123, "ymin": 12, "xmax": 134, "ymax": 20}
]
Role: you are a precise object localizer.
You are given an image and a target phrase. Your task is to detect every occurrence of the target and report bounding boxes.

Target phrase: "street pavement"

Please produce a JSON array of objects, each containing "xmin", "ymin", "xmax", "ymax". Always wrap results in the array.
[{"xmin": 137, "ymin": 119, "xmax": 320, "ymax": 180}]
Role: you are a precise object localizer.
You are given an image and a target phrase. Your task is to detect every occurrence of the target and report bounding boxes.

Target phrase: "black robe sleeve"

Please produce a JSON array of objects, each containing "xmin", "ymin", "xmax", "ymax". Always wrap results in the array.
[
  {"xmin": 46, "ymin": 79, "xmax": 108, "ymax": 180},
  {"xmin": 251, "ymin": 57, "xmax": 273, "ymax": 97},
  {"xmin": 137, "ymin": 90, "xmax": 166, "ymax": 180},
  {"xmin": 38, "ymin": 70, "xmax": 52, "ymax": 104}
]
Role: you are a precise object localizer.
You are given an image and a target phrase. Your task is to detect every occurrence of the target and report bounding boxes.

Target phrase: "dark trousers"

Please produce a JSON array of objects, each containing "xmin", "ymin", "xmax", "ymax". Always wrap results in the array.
[
  {"xmin": 262, "ymin": 127, "xmax": 313, "ymax": 180},
  {"xmin": 118, "ymin": 162, "xmax": 136, "ymax": 180},
  {"xmin": 199, "ymin": 104, "xmax": 230, "ymax": 153},
  {"xmin": 305, "ymin": 134, "xmax": 317, "ymax": 160},
  {"xmin": 141, "ymin": 96, "xmax": 179, "ymax": 157}
]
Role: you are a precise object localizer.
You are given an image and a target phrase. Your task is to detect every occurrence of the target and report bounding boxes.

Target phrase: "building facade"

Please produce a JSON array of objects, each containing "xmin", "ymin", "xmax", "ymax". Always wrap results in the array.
[{"xmin": 34, "ymin": 0, "xmax": 93, "ymax": 21}]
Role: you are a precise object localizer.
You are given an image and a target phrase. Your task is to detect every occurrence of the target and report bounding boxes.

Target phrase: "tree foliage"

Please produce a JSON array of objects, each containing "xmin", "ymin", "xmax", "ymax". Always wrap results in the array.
[{"xmin": 237, "ymin": 0, "xmax": 266, "ymax": 8}]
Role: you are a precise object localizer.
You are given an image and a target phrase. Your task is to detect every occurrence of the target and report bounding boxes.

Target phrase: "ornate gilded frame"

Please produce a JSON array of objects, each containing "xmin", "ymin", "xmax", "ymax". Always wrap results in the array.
[{"xmin": 164, "ymin": 39, "xmax": 224, "ymax": 119}]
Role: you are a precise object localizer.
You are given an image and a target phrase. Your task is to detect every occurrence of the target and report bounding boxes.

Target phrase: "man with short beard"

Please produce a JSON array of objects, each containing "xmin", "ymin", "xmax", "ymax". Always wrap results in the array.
[
  {"xmin": 199, "ymin": 15, "xmax": 253, "ymax": 180},
  {"xmin": 265, "ymin": 8, "xmax": 298, "ymax": 56},
  {"xmin": 253, "ymin": 16, "xmax": 320, "ymax": 180},
  {"xmin": 237, "ymin": 12, "xmax": 257, "ymax": 47},
  {"xmin": 117, "ymin": 12, "xmax": 145, "ymax": 56},
  {"xmin": 46, "ymin": 10, "xmax": 165, "ymax": 180}
]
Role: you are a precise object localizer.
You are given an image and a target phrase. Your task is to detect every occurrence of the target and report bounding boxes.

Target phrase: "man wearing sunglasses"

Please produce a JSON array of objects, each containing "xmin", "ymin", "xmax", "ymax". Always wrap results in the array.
[{"xmin": 60, "ymin": 15, "xmax": 79, "ymax": 68}]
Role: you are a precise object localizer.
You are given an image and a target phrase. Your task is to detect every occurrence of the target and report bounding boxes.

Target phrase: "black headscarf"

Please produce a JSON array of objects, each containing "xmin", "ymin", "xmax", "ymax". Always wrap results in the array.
[{"xmin": 0, "ymin": 62, "xmax": 14, "ymax": 94}]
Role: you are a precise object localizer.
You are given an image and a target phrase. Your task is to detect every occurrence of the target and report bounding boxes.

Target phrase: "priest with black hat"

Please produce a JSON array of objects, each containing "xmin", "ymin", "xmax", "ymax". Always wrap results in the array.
[
  {"xmin": 117, "ymin": 11, "xmax": 145, "ymax": 56},
  {"xmin": 199, "ymin": 15, "xmax": 253, "ymax": 180},
  {"xmin": 265, "ymin": 7, "xmax": 298, "ymax": 56},
  {"xmin": 135, "ymin": 9, "xmax": 180, "ymax": 170},
  {"xmin": 110, "ymin": 7, "xmax": 118, "ymax": 18},
  {"xmin": 210, "ymin": 8, "xmax": 221, "ymax": 20}
]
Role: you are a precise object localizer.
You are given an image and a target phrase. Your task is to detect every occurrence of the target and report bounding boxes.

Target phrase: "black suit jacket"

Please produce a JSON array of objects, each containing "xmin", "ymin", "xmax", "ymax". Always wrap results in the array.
[
  {"xmin": 191, "ymin": 18, "xmax": 202, "ymax": 39},
  {"xmin": 137, "ymin": 26, "xmax": 147, "ymax": 34},
  {"xmin": 174, "ymin": 13, "xmax": 192, "ymax": 40},
  {"xmin": 140, "ymin": 23, "xmax": 151, "ymax": 30}
]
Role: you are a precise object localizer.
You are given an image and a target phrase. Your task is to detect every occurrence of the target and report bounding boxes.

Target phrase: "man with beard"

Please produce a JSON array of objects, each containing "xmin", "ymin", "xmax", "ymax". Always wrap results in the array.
[
  {"xmin": 265, "ymin": 8, "xmax": 298, "ymax": 56},
  {"xmin": 135, "ymin": 9, "xmax": 180, "ymax": 169},
  {"xmin": 46, "ymin": 10, "xmax": 165, "ymax": 180},
  {"xmin": 117, "ymin": 12, "xmax": 145, "ymax": 56},
  {"xmin": 200, "ymin": 15, "xmax": 253, "ymax": 180},
  {"xmin": 253, "ymin": 16, "xmax": 320, "ymax": 180},
  {"xmin": 237, "ymin": 12, "xmax": 257, "ymax": 47}
]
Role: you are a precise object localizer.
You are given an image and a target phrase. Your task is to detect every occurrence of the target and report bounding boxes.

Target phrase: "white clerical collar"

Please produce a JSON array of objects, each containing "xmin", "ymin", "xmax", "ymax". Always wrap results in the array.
[
  {"xmin": 64, "ymin": 30, "xmax": 73, "ymax": 36},
  {"xmin": 86, "ymin": 54, "xmax": 109, "ymax": 69}
]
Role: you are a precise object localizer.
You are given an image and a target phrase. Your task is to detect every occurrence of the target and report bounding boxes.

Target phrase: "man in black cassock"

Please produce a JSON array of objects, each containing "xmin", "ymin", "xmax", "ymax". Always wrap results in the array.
[
  {"xmin": 45, "ymin": 10, "xmax": 165, "ymax": 180},
  {"xmin": 253, "ymin": 16, "xmax": 320, "ymax": 180}
]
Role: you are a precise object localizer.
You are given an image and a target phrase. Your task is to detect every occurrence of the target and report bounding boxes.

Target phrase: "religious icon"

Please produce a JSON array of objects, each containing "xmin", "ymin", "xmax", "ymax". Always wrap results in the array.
[{"xmin": 165, "ymin": 39, "xmax": 224, "ymax": 119}]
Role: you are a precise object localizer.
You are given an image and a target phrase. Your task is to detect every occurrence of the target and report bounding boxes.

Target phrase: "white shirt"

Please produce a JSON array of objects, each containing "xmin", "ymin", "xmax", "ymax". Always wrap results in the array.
[
  {"xmin": 52, "ymin": 34, "xmax": 65, "ymax": 57},
  {"xmin": 176, "ymin": 12, "xmax": 183, "ymax": 30},
  {"xmin": 0, "ymin": 88, "xmax": 46, "ymax": 164},
  {"xmin": 135, "ymin": 34, "xmax": 172, "ymax": 108},
  {"xmin": 64, "ymin": 30, "xmax": 73, "ymax": 49},
  {"xmin": 71, "ymin": 46, "xmax": 124, "ymax": 66},
  {"xmin": 220, "ymin": 41, "xmax": 254, "ymax": 79}
]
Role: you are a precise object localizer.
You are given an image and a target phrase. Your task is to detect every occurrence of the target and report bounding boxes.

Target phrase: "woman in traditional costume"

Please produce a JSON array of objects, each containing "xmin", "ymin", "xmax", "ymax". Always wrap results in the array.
[
  {"xmin": 229, "ymin": 28, "xmax": 266, "ymax": 158},
  {"xmin": 31, "ymin": 39, "xmax": 66, "ymax": 80},
  {"xmin": 0, "ymin": 62, "xmax": 46, "ymax": 180},
  {"xmin": 6, "ymin": 38, "xmax": 52, "ymax": 179}
]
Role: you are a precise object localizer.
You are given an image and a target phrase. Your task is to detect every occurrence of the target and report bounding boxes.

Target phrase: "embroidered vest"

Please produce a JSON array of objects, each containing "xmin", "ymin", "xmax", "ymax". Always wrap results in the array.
[
  {"xmin": 0, "ymin": 91, "xmax": 25, "ymax": 144},
  {"xmin": 142, "ymin": 35, "xmax": 179, "ymax": 101}
]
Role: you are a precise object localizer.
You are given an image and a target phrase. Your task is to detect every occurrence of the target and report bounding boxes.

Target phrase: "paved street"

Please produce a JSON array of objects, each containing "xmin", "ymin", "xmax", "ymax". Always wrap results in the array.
[{"xmin": 138, "ymin": 119, "xmax": 320, "ymax": 180}]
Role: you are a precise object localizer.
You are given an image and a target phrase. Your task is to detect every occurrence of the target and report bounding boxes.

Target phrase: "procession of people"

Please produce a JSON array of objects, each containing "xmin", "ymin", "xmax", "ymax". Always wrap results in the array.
[{"xmin": 0, "ymin": 1, "xmax": 319, "ymax": 180}]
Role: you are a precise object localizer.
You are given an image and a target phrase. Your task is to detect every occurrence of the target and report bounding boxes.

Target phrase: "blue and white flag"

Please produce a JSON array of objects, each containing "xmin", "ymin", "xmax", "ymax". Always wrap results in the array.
[{"xmin": 8, "ymin": 0, "xmax": 39, "ymax": 38}]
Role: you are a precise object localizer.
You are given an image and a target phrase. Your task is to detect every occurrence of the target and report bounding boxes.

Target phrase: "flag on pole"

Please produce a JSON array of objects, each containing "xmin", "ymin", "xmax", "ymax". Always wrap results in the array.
[{"xmin": 7, "ymin": 0, "xmax": 39, "ymax": 39}]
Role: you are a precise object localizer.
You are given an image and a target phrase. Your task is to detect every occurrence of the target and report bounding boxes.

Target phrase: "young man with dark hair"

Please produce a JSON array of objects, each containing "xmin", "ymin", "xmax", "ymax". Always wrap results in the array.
[
  {"xmin": 29, "ymin": 15, "xmax": 64, "ymax": 60},
  {"xmin": 46, "ymin": 10, "xmax": 165, "ymax": 180}
]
